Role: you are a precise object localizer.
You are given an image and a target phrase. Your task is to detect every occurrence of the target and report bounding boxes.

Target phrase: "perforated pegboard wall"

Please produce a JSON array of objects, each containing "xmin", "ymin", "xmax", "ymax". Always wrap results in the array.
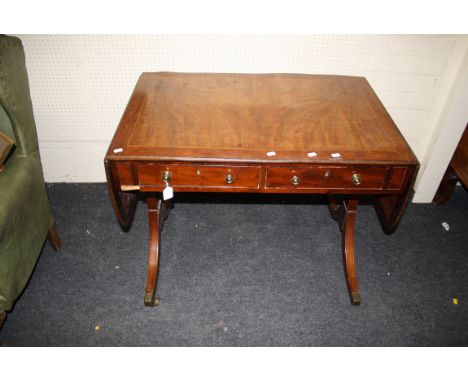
[
  {"xmin": 14, "ymin": 34, "xmax": 466, "ymax": 195},
  {"xmin": 19, "ymin": 35, "xmax": 364, "ymax": 142}
]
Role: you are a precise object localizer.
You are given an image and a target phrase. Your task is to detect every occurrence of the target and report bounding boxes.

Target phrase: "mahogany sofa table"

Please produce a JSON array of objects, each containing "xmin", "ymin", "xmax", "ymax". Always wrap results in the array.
[{"xmin": 105, "ymin": 72, "xmax": 419, "ymax": 306}]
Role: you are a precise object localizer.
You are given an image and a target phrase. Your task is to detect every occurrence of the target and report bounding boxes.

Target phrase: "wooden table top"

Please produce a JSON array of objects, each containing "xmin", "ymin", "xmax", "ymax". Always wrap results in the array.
[{"xmin": 107, "ymin": 72, "xmax": 418, "ymax": 165}]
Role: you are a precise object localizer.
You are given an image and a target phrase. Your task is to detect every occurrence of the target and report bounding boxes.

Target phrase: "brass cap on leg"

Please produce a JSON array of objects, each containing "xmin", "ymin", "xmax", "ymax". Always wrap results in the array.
[
  {"xmin": 351, "ymin": 292, "xmax": 361, "ymax": 306},
  {"xmin": 144, "ymin": 293, "xmax": 161, "ymax": 307}
]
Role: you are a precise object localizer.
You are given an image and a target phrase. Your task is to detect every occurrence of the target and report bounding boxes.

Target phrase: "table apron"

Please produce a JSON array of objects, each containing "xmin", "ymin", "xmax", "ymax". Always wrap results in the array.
[{"xmin": 110, "ymin": 161, "xmax": 413, "ymax": 195}]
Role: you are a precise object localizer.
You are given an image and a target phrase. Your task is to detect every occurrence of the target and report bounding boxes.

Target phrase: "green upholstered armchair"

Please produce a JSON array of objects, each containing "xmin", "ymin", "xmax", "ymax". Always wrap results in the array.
[{"xmin": 0, "ymin": 35, "xmax": 60, "ymax": 328}]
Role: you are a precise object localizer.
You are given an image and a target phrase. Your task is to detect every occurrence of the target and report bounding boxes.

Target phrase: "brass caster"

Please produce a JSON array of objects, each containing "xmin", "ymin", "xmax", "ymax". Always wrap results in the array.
[
  {"xmin": 350, "ymin": 292, "xmax": 361, "ymax": 306},
  {"xmin": 144, "ymin": 294, "xmax": 161, "ymax": 307}
]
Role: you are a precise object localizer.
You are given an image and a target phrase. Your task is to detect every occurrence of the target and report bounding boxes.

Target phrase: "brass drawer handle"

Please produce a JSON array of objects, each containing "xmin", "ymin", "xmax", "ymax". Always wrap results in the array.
[
  {"xmin": 352, "ymin": 173, "xmax": 362, "ymax": 185},
  {"xmin": 162, "ymin": 170, "xmax": 172, "ymax": 182},
  {"xmin": 291, "ymin": 175, "xmax": 301, "ymax": 186},
  {"xmin": 225, "ymin": 173, "xmax": 234, "ymax": 184}
]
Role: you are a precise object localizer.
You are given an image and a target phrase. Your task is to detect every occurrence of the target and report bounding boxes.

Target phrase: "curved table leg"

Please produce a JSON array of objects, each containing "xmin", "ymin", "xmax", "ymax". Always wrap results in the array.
[
  {"xmin": 328, "ymin": 196, "xmax": 361, "ymax": 305},
  {"xmin": 105, "ymin": 160, "xmax": 138, "ymax": 231},
  {"xmin": 342, "ymin": 199, "xmax": 360, "ymax": 305},
  {"xmin": 144, "ymin": 195, "xmax": 171, "ymax": 307}
]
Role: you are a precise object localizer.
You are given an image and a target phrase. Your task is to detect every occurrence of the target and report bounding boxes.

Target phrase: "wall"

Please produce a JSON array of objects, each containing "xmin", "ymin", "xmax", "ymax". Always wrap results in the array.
[
  {"xmin": 413, "ymin": 50, "xmax": 468, "ymax": 202},
  {"xmin": 16, "ymin": 34, "xmax": 468, "ymax": 201}
]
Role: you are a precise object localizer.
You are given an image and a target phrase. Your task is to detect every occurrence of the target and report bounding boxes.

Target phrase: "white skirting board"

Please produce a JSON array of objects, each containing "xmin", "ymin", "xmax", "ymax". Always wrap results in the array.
[{"xmin": 39, "ymin": 141, "xmax": 109, "ymax": 183}]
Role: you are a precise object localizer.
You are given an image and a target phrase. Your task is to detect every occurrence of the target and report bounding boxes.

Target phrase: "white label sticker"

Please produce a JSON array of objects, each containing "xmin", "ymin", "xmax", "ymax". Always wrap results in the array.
[
  {"xmin": 163, "ymin": 184, "xmax": 173, "ymax": 200},
  {"xmin": 266, "ymin": 151, "xmax": 276, "ymax": 157},
  {"xmin": 331, "ymin": 152, "xmax": 341, "ymax": 158},
  {"xmin": 307, "ymin": 152, "xmax": 317, "ymax": 157},
  {"xmin": 113, "ymin": 148, "xmax": 123, "ymax": 153}
]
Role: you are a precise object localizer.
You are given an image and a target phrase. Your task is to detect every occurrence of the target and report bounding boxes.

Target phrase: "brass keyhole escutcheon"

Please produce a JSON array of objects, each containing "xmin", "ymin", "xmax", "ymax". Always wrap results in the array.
[
  {"xmin": 161, "ymin": 170, "xmax": 172, "ymax": 182},
  {"xmin": 352, "ymin": 173, "xmax": 362, "ymax": 185},
  {"xmin": 291, "ymin": 175, "xmax": 301, "ymax": 186},
  {"xmin": 225, "ymin": 173, "xmax": 234, "ymax": 184}
]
